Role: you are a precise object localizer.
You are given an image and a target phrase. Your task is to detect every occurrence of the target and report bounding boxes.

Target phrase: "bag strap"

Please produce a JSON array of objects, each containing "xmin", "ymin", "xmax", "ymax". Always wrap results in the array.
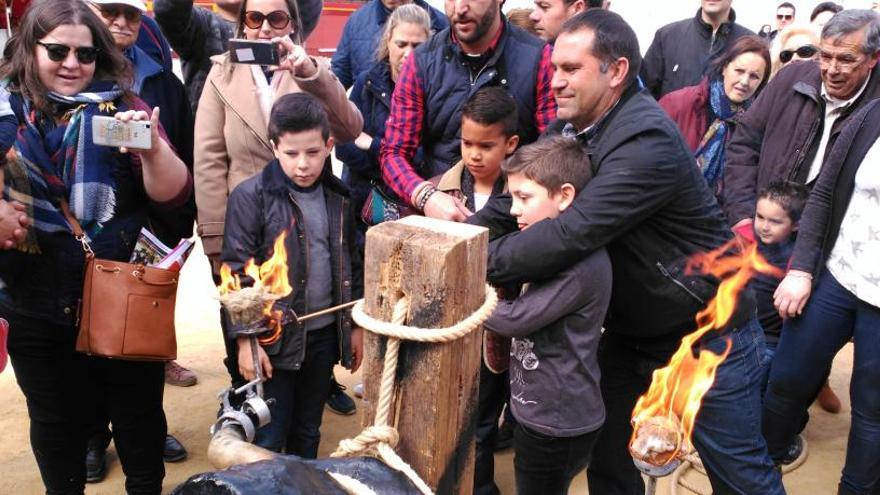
[{"xmin": 59, "ymin": 199, "xmax": 94, "ymax": 257}]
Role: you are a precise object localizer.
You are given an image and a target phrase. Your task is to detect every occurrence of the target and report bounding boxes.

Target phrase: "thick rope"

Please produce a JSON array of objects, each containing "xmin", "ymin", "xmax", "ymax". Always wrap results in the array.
[{"xmin": 330, "ymin": 285, "xmax": 498, "ymax": 495}]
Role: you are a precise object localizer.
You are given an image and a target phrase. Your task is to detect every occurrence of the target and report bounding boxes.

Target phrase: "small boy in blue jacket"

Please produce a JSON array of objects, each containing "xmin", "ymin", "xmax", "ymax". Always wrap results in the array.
[{"xmin": 221, "ymin": 93, "xmax": 363, "ymax": 455}]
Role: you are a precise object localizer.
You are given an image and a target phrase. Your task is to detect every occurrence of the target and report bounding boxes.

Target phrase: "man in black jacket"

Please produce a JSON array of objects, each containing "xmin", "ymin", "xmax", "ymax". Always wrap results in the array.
[
  {"xmin": 469, "ymin": 10, "xmax": 784, "ymax": 495},
  {"xmin": 640, "ymin": 0, "xmax": 753, "ymax": 99}
]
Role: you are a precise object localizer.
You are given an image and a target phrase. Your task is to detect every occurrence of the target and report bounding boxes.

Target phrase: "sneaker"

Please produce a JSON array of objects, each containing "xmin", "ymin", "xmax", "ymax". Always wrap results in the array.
[
  {"xmin": 326, "ymin": 378, "xmax": 357, "ymax": 415},
  {"xmin": 164, "ymin": 434, "xmax": 187, "ymax": 463},
  {"xmin": 816, "ymin": 382, "xmax": 841, "ymax": 414},
  {"xmin": 353, "ymin": 383, "xmax": 364, "ymax": 399},
  {"xmin": 779, "ymin": 434, "xmax": 805, "ymax": 466},
  {"xmin": 85, "ymin": 442, "xmax": 107, "ymax": 483},
  {"xmin": 494, "ymin": 419, "xmax": 514, "ymax": 451},
  {"xmin": 165, "ymin": 361, "xmax": 197, "ymax": 387}
]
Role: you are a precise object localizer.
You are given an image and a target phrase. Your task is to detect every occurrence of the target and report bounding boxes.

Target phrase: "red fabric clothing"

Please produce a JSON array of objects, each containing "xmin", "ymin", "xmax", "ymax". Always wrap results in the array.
[
  {"xmin": 380, "ymin": 37, "xmax": 556, "ymax": 203},
  {"xmin": 659, "ymin": 77, "xmax": 710, "ymax": 152}
]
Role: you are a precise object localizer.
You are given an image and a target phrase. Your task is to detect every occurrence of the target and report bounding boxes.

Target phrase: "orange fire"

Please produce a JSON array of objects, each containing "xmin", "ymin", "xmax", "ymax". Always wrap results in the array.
[
  {"xmin": 218, "ymin": 232, "xmax": 293, "ymax": 345},
  {"xmin": 630, "ymin": 240, "xmax": 782, "ymax": 464}
]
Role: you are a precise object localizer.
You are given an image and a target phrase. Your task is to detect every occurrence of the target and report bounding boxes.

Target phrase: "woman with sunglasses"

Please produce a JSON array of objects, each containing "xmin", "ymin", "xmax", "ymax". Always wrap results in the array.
[
  {"xmin": 660, "ymin": 35, "xmax": 771, "ymax": 201},
  {"xmin": 194, "ymin": 0, "xmax": 362, "ymax": 277},
  {"xmin": 334, "ymin": 4, "xmax": 433, "ymax": 249},
  {"xmin": 0, "ymin": 0, "xmax": 191, "ymax": 493},
  {"xmin": 770, "ymin": 26, "xmax": 820, "ymax": 79}
]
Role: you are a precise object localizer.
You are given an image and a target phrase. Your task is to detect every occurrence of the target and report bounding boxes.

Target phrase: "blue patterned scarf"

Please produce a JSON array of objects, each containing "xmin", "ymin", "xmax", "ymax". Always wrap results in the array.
[
  {"xmin": 694, "ymin": 78, "xmax": 749, "ymax": 190},
  {"xmin": 3, "ymin": 81, "xmax": 126, "ymax": 252}
]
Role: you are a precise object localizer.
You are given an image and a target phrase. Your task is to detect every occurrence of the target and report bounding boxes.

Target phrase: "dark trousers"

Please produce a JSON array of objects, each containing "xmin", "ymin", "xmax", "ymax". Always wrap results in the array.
[
  {"xmin": 6, "ymin": 312, "xmax": 166, "ymax": 495},
  {"xmin": 514, "ymin": 424, "xmax": 600, "ymax": 495},
  {"xmin": 587, "ymin": 318, "xmax": 783, "ymax": 495},
  {"xmin": 254, "ymin": 325, "xmax": 338, "ymax": 456},
  {"xmin": 474, "ymin": 360, "xmax": 508, "ymax": 495},
  {"xmin": 763, "ymin": 269, "xmax": 880, "ymax": 494}
]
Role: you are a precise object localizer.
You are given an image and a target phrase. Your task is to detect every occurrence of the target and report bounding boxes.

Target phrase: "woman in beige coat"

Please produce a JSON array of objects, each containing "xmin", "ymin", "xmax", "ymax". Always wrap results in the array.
[{"xmin": 195, "ymin": 0, "xmax": 363, "ymax": 269}]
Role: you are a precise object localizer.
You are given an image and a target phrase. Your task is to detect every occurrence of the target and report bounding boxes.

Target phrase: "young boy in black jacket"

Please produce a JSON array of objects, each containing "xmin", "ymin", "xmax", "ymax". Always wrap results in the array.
[
  {"xmin": 484, "ymin": 136, "xmax": 611, "ymax": 494},
  {"xmin": 221, "ymin": 93, "xmax": 364, "ymax": 454}
]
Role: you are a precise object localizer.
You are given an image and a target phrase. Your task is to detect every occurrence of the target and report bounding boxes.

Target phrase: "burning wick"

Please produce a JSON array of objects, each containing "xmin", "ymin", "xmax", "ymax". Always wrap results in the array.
[
  {"xmin": 217, "ymin": 232, "xmax": 293, "ymax": 345},
  {"xmin": 629, "ymin": 240, "xmax": 782, "ymax": 473}
]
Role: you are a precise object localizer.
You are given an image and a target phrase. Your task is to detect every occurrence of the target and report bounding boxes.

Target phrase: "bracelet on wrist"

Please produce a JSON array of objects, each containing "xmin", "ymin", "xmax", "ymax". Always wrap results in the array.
[
  {"xmin": 417, "ymin": 185, "xmax": 437, "ymax": 212},
  {"xmin": 410, "ymin": 182, "xmax": 430, "ymax": 207}
]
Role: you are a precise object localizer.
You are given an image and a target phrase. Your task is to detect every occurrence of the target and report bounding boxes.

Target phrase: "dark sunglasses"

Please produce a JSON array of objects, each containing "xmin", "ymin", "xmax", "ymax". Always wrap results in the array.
[
  {"xmin": 93, "ymin": 3, "xmax": 142, "ymax": 22},
  {"xmin": 36, "ymin": 41, "xmax": 100, "ymax": 64},
  {"xmin": 776, "ymin": 14, "xmax": 793, "ymax": 20},
  {"xmin": 780, "ymin": 45, "xmax": 818, "ymax": 64},
  {"xmin": 243, "ymin": 10, "xmax": 291, "ymax": 30}
]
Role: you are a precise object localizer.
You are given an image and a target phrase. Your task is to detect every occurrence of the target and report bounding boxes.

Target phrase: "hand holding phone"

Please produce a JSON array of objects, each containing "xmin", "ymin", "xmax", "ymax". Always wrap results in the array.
[
  {"xmin": 92, "ymin": 107, "xmax": 161, "ymax": 155},
  {"xmin": 228, "ymin": 39, "xmax": 281, "ymax": 66},
  {"xmin": 272, "ymin": 37, "xmax": 317, "ymax": 79}
]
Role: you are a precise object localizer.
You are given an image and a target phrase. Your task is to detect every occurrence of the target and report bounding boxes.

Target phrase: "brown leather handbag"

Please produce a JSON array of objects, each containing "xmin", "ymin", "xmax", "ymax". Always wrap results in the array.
[{"xmin": 63, "ymin": 202, "xmax": 178, "ymax": 361}]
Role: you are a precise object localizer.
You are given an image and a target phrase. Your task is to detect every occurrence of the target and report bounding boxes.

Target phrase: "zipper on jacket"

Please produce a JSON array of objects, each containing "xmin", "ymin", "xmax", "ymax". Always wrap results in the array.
[
  {"xmin": 789, "ymin": 116, "xmax": 822, "ymax": 181},
  {"xmin": 337, "ymin": 197, "xmax": 346, "ymax": 362},
  {"xmin": 288, "ymin": 192, "xmax": 309, "ymax": 365},
  {"xmin": 656, "ymin": 261, "xmax": 706, "ymax": 305}
]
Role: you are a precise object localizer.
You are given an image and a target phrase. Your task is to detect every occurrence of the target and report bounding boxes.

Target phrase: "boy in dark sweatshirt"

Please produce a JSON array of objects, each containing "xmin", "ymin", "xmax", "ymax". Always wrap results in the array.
[
  {"xmin": 484, "ymin": 136, "xmax": 611, "ymax": 494},
  {"xmin": 221, "ymin": 93, "xmax": 363, "ymax": 454}
]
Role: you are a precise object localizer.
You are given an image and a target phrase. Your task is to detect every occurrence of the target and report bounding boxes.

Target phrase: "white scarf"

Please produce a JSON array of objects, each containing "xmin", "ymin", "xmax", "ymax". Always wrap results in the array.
[{"xmin": 250, "ymin": 65, "xmax": 282, "ymax": 125}]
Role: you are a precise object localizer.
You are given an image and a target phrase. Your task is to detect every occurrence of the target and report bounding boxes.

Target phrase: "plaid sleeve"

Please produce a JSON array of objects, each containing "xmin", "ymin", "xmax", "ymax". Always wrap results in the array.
[
  {"xmin": 534, "ymin": 44, "xmax": 557, "ymax": 133},
  {"xmin": 380, "ymin": 54, "xmax": 427, "ymax": 204}
]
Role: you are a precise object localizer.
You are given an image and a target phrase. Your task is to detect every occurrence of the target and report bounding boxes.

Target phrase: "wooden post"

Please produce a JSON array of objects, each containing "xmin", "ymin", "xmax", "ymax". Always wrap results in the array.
[{"xmin": 360, "ymin": 216, "xmax": 488, "ymax": 495}]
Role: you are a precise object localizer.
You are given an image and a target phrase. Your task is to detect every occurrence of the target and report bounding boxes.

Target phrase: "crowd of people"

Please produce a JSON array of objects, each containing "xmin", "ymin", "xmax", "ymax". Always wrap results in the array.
[{"xmin": 0, "ymin": 0, "xmax": 878, "ymax": 494}]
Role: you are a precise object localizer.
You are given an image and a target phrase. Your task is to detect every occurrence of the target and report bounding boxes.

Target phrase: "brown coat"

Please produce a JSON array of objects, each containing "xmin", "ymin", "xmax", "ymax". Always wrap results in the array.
[
  {"xmin": 722, "ymin": 60, "xmax": 880, "ymax": 226},
  {"xmin": 194, "ymin": 54, "xmax": 363, "ymax": 260}
]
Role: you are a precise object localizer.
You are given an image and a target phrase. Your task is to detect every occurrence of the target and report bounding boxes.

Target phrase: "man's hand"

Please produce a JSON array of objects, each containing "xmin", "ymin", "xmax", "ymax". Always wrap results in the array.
[
  {"xmin": 0, "ymin": 200, "xmax": 30, "ymax": 249},
  {"xmin": 349, "ymin": 326, "xmax": 364, "ymax": 372},
  {"xmin": 423, "ymin": 191, "xmax": 472, "ymax": 222},
  {"xmin": 774, "ymin": 270, "xmax": 813, "ymax": 319},
  {"xmin": 236, "ymin": 336, "xmax": 273, "ymax": 381}
]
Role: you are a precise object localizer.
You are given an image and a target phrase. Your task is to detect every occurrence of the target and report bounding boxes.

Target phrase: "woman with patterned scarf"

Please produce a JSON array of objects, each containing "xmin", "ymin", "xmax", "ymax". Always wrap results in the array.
[
  {"xmin": 0, "ymin": 1, "xmax": 191, "ymax": 493},
  {"xmin": 660, "ymin": 35, "xmax": 771, "ymax": 203}
]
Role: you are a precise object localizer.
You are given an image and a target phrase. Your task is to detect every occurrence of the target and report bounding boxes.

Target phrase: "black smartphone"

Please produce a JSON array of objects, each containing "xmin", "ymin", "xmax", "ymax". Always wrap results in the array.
[{"xmin": 228, "ymin": 39, "xmax": 280, "ymax": 65}]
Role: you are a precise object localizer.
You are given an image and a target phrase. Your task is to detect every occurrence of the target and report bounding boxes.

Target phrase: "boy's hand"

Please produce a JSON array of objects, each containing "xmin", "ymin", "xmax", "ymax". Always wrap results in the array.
[
  {"xmin": 350, "ymin": 326, "xmax": 364, "ymax": 372},
  {"xmin": 774, "ymin": 270, "xmax": 813, "ymax": 319},
  {"xmin": 236, "ymin": 336, "xmax": 273, "ymax": 381}
]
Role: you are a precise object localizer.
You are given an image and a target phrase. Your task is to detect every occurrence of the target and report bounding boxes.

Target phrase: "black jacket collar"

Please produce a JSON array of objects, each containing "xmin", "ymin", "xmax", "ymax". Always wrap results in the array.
[
  {"xmin": 693, "ymin": 8, "xmax": 738, "ymax": 37},
  {"xmin": 261, "ymin": 159, "xmax": 349, "ymax": 198}
]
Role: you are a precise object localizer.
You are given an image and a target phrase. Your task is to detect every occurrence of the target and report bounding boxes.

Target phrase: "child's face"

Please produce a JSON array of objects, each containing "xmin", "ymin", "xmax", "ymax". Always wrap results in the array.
[
  {"xmin": 272, "ymin": 129, "xmax": 334, "ymax": 188},
  {"xmin": 460, "ymin": 118, "xmax": 519, "ymax": 183},
  {"xmin": 507, "ymin": 172, "xmax": 575, "ymax": 231},
  {"xmin": 754, "ymin": 198, "xmax": 797, "ymax": 244}
]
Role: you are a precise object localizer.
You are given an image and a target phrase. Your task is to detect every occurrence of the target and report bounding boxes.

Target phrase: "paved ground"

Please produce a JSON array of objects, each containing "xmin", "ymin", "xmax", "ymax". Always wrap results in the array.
[{"xmin": 0, "ymin": 242, "xmax": 855, "ymax": 494}]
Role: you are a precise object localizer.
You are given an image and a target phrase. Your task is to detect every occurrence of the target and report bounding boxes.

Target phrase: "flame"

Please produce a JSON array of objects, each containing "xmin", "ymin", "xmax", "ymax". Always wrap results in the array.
[
  {"xmin": 217, "ymin": 232, "xmax": 293, "ymax": 345},
  {"xmin": 630, "ymin": 240, "xmax": 782, "ymax": 464}
]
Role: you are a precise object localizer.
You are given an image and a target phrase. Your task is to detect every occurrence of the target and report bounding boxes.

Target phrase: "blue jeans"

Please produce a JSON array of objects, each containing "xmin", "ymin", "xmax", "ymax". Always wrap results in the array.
[
  {"xmin": 763, "ymin": 268, "xmax": 880, "ymax": 494},
  {"xmin": 254, "ymin": 325, "xmax": 338, "ymax": 456},
  {"xmin": 588, "ymin": 317, "xmax": 783, "ymax": 495}
]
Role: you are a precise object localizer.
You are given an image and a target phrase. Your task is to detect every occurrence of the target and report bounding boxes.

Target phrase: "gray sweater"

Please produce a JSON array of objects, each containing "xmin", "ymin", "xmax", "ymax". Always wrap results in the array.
[
  {"xmin": 484, "ymin": 249, "xmax": 612, "ymax": 437},
  {"xmin": 290, "ymin": 183, "xmax": 334, "ymax": 331}
]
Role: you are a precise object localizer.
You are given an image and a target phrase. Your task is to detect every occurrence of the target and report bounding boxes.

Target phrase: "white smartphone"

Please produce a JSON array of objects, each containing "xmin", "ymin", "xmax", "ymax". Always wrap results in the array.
[{"xmin": 91, "ymin": 115, "xmax": 152, "ymax": 149}]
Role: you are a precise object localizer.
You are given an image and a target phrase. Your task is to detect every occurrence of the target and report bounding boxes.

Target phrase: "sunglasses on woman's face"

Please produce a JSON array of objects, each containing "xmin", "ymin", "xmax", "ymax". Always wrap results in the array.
[
  {"xmin": 92, "ymin": 3, "xmax": 142, "ymax": 22},
  {"xmin": 243, "ymin": 10, "xmax": 291, "ymax": 30},
  {"xmin": 36, "ymin": 41, "xmax": 100, "ymax": 64},
  {"xmin": 780, "ymin": 45, "xmax": 819, "ymax": 64}
]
